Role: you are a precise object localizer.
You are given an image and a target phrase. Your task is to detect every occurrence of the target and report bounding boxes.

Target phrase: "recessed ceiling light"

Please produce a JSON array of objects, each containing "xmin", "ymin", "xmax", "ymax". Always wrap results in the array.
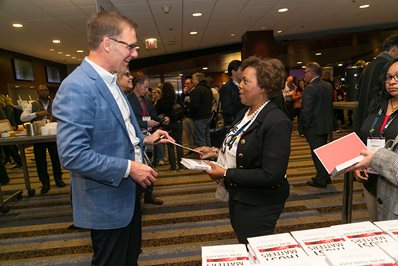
[
  {"xmin": 301, "ymin": 66, "xmax": 306, "ymax": 69},
  {"xmin": 53, "ymin": 40, "xmax": 61, "ymax": 44},
  {"xmin": 190, "ymin": 31, "xmax": 198, "ymax": 35},
  {"xmin": 359, "ymin": 4, "xmax": 370, "ymax": 8},
  {"xmin": 277, "ymin": 30, "xmax": 283, "ymax": 33},
  {"xmin": 76, "ymin": 50, "xmax": 84, "ymax": 53},
  {"xmin": 72, "ymin": 57, "xmax": 76, "ymax": 59},
  {"xmin": 224, "ymin": 70, "xmax": 228, "ymax": 74},
  {"xmin": 15, "ymin": 85, "xmax": 20, "ymax": 88},
  {"xmin": 297, "ymin": 61, "xmax": 302, "ymax": 64},
  {"xmin": 12, "ymin": 23, "xmax": 23, "ymax": 28},
  {"xmin": 192, "ymin": 12, "xmax": 202, "ymax": 17},
  {"xmin": 49, "ymin": 48, "xmax": 55, "ymax": 51},
  {"xmin": 338, "ymin": 63, "xmax": 343, "ymax": 67},
  {"xmin": 278, "ymin": 8, "xmax": 288, "ymax": 13},
  {"xmin": 202, "ymin": 67, "xmax": 208, "ymax": 70},
  {"xmin": 58, "ymin": 51, "xmax": 63, "ymax": 54},
  {"xmin": 261, "ymin": 26, "xmax": 266, "ymax": 30},
  {"xmin": 179, "ymin": 73, "xmax": 183, "ymax": 76},
  {"xmin": 65, "ymin": 54, "xmax": 71, "ymax": 57},
  {"xmin": 315, "ymin": 52, "xmax": 322, "ymax": 56},
  {"xmin": 230, "ymin": 33, "xmax": 236, "ymax": 37}
]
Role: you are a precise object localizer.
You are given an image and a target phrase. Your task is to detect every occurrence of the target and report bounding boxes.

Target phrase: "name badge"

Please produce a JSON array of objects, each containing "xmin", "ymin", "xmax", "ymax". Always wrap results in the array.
[
  {"xmin": 142, "ymin": 116, "xmax": 150, "ymax": 122},
  {"xmin": 366, "ymin": 138, "xmax": 385, "ymax": 150}
]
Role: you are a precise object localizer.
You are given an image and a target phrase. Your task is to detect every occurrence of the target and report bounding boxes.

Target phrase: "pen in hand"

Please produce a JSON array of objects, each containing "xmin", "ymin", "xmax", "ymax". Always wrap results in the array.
[{"xmin": 153, "ymin": 130, "xmax": 172, "ymax": 144}]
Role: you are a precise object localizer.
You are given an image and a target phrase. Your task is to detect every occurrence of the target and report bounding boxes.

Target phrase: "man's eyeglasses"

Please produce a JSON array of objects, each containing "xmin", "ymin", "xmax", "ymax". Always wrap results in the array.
[
  {"xmin": 108, "ymin": 37, "xmax": 137, "ymax": 51},
  {"xmin": 385, "ymin": 74, "xmax": 398, "ymax": 82}
]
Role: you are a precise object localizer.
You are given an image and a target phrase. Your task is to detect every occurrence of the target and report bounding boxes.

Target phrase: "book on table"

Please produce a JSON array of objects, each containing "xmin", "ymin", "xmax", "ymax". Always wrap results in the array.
[
  {"xmin": 201, "ymin": 244, "xmax": 250, "ymax": 266},
  {"xmin": 331, "ymin": 221, "xmax": 397, "ymax": 249},
  {"xmin": 247, "ymin": 233, "xmax": 308, "ymax": 264},
  {"xmin": 324, "ymin": 247, "xmax": 398, "ymax": 266},
  {"xmin": 374, "ymin": 219, "xmax": 398, "ymax": 241},
  {"xmin": 290, "ymin": 227, "xmax": 355, "ymax": 257},
  {"xmin": 313, "ymin": 132, "xmax": 367, "ymax": 178}
]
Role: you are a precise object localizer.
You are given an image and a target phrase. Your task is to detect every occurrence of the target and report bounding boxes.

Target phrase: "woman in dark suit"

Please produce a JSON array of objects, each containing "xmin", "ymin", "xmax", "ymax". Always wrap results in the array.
[
  {"xmin": 156, "ymin": 82, "xmax": 184, "ymax": 171},
  {"xmin": 197, "ymin": 56, "xmax": 292, "ymax": 243}
]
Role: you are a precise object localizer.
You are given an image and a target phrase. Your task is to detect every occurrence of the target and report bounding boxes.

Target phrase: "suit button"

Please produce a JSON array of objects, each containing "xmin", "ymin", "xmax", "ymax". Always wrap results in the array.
[
  {"xmin": 238, "ymin": 153, "xmax": 243, "ymax": 158},
  {"xmin": 377, "ymin": 198, "xmax": 383, "ymax": 204},
  {"xmin": 240, "ymin": 139, "xmax": 246, "ymax": 145}
]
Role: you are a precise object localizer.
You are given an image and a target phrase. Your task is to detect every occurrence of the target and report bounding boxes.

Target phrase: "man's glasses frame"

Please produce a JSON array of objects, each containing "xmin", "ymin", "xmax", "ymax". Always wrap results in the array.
[{"xmin": 108, "ymin": 37, "xmax": 137, "ymax": 51}]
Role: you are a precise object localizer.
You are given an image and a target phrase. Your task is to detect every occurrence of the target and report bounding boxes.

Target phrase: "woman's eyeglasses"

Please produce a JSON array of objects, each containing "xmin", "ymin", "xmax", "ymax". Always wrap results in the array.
[{"xmin": 385, "ymin": 74, "xmax": 398, "ymax": 82}]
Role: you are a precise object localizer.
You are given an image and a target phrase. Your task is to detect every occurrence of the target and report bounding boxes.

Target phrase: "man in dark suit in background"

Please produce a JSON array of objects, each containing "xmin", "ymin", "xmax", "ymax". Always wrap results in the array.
[
  {"xmin": 300, "ymin": 62, "xmax": 333, "ymax": 188},
  {"xmin": 127, "ymin": 75, "xmax": 167, "ymax": 205},
  {"xmin": 355, "ymin": 34, "xmax": 398, "ymax": 131},
  {"xmin": 219, "ymin": 60, "xmax": 245, "ymax": 128}
]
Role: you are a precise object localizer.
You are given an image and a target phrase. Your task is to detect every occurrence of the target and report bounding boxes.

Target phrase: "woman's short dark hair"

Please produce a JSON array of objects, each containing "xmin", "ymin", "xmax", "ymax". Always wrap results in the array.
[
  {"xmin": 161, "ymin": 82, "xmax": 176, "ymax": 102},
  {"xmin": 240, "ymin": 56, "xmax": 286, "ymax": 109}
]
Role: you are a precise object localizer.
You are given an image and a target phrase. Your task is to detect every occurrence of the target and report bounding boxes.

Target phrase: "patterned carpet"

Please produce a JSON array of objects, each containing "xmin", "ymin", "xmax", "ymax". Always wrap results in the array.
[{"xmin": 0, "ymin": 129, "xmax": 368, "ymax": 266}]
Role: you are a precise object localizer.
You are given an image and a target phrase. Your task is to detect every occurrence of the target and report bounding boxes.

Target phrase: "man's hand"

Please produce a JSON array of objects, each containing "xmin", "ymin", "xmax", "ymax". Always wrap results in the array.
[
  {"xmin": 162, "ymin": 116, "xmax": 170, "ymax": 125},
  {"xmin": 129, "ymin": 161, "xmax": 157, "ymax": 189},
  {"xmin": 36, "ymin": 110, "xmax": 50, "ymax": 119},
  {"xmin": 144, "ymin": 129, "xmax": 175, "ymax": 145}
]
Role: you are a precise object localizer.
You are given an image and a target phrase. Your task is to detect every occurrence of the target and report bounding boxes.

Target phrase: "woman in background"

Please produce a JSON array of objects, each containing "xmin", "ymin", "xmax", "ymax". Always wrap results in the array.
[
  {"xmin": 292, "ymin": 79, "xmax": 304, "ymax": 124},
  {"xmin": 357, "ymin": 58, "xmax": 398, "ymax": 221},
  {"xmin": 156, "ymin": 82, "xmax": 184, "ymax": 171},
  {"xmin": 197, "ymin": 56, "xmax": 292, "ymax": 243}
]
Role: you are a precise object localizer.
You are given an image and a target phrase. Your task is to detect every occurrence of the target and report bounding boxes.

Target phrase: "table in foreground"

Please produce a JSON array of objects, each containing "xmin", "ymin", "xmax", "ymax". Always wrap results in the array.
[{"xmin": 0, "ymin": 135, "xmax": 56, "ymax": 212}]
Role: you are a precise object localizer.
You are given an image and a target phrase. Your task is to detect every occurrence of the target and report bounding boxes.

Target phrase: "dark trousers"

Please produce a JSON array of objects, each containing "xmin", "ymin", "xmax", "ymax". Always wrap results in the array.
[
  {"xmin": 0, "ymin": 164, "xmax": 10, "ymax": 184},
  {"xmin": 3, "ymin": 145, "xmax": 22, "ymax": 165},
  {"xmin": 229, "ymin": 199, "xmax": 285, "ymax": 244},
  {"xmin": 91, "ymin": 198, "xmax": 142, "ymax": 266},
  {"xmin": 304, "ymin": 130, "xmax": 330, "ymax": 184},
  {"xmin": 33, "ymin": 142, "xmax": 62, "ymax": 187},
  {"xmin": 167, "ymin": 122, "xmax": 183, "ymax": 169}
]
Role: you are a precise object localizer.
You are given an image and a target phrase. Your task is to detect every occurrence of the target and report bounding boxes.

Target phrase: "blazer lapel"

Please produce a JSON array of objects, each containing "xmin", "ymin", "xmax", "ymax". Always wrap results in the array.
[{"xmin": 242, "ymin": 102, "xmax": 276, "ymax": 136}]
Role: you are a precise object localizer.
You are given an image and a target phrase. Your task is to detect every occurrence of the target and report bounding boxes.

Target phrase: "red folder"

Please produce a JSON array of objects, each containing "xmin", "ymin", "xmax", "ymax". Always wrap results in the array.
[{"xmin": 314, "ymin": 132, "xmax": 367, "ymax": 178}]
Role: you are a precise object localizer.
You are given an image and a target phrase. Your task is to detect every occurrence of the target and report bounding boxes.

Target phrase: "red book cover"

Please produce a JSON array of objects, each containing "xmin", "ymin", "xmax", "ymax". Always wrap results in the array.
[{"xmin": 314, "ymin": 132, "xmax": 367, "ymax": 178}]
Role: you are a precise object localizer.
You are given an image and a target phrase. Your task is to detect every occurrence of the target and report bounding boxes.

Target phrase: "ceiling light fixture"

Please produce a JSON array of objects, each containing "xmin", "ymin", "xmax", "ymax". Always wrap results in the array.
[
  {"xmin": 161, "ymin": 6, "xmax": 171, "ymax": 14},
  {"xmin": 65, "ymin": 54, "xmax": 71, "ymax": 57},
  {"xmin": 58, "ymin": 51, "xmax": 63, "ymax": 54},
  {"xmin": 52, "ymin": 40, "xmax": 61, "ymax": 44},
  {"xmin": 338, "ymin": 63, "xmax": 343, "ymax": 67},
  {"xmin": 278, "ymin": 8, "xmax": 288, "ymax": 13},
  {"xmin": 192, "ymin": 12, "xmax": 202, "ymax": 17},
  {"xmin": 315, "ymin": 52, "xmax": 322, "ymax": 56},
  {"xmin": 297, "ymin": 61, "xmax": 302, "ymax": 64},
  {"xmin": 277, "ymin": 30, "xmax": 283, "ymax": 33},
  {"xmin": 230, "ymin": 33, "xmax": 236, "ymax": 37},
  {"xmin": 49, "ymin": 48, "xmax": 55, "ymax": 51},
  {"xmin": 12, "ymin": 23, "xmax": 23, "ymax": 28},
  {"xmin": 359, "ymin": 4, "xmax": 370, "ymax": 8},
  {"xmin": 190, "ymin": 31, "xmax": 198, "ymax": 35},
  {"xmin": 202, "ymin": 67, "xmax": 208, "ymax": 70},
  {"xmin": 76, "ymin": 50, "xmax": 84, "ymax": 53}
]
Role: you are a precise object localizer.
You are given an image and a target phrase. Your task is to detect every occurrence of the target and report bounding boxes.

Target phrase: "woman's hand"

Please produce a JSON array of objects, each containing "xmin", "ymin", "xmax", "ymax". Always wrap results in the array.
[
  {"xmin": 354, "ymin": 169, "xmax": 369, "ymax": 183},
  {"xmin": 195, "ymin": 146, "xmax": 218, "ymax": 160},
  {"xmin": 206, "ymin": 161, "xmax": 226, "ymax": 181}
]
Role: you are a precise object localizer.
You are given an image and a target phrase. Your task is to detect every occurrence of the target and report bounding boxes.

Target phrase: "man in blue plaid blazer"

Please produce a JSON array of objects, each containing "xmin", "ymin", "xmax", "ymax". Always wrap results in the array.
[{"xmin": 52, "ymin": 10, "xmax": 172, "ymax": 266}]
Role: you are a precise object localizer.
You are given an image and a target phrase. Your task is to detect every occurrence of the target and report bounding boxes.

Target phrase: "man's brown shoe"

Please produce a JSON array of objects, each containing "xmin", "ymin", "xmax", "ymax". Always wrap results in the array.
[{"xmin": 144, "ymin": 196, "xmax": 163, "ymax": 205}]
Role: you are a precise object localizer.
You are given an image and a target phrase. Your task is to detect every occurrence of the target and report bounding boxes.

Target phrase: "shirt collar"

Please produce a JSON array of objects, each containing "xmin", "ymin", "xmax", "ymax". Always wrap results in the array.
[
  {"xmin": 85, "ymin": 57, "xmax": 117, "ymax": 85},
  {"xmin": 232, "ymin": 79, "xmax": 240, "ymax": 87}
]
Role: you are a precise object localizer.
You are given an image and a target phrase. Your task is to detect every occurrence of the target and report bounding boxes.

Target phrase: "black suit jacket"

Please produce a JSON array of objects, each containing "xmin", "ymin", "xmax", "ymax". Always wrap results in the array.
[
  {"xmin": 300, "ymin": 78, "xmax": 333, "ymax": 135},
  {"xmin": 219, "ymin": 79, "xmax": 245, "ymax": 124},
  {"xmin": 224, "ymin": 101, "xmax": 292, "ymax": 206},
  {"xmin": 126, "ymin": 93, "xmax": 161, "ymax": 130}
]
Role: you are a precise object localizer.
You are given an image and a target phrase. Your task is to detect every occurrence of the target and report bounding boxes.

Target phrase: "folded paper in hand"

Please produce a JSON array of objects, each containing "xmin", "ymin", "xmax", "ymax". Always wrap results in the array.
[
  {"xmin": 180, "ymin": 158, "xmax": 211, "ymax": 170},
  {"xmin": 314, "ymin": 132, "xmax": 367, "ymax": 178}
]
